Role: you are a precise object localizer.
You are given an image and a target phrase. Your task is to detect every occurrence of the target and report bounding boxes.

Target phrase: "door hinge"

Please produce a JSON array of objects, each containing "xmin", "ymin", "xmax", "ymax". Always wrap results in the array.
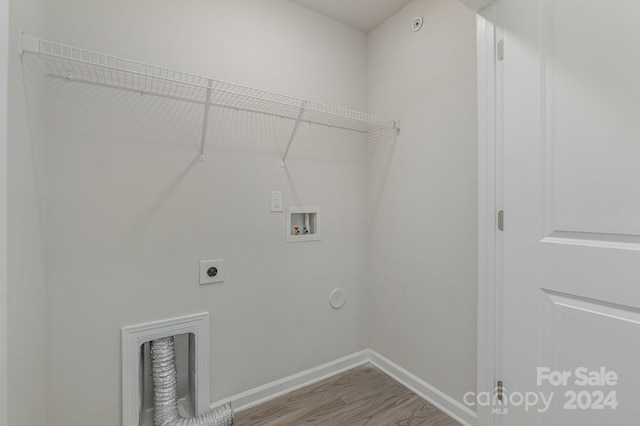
[
  {"xmin": 497, "ymin": 380, "xmax": 504, "ymax": 401},
  {"xmin": 498, "ymin": 210, "xmax": 504, "ymax": 231},
  {"xmin": 497, "ymin": 39, "xmax": 504, "ymax": 61}
]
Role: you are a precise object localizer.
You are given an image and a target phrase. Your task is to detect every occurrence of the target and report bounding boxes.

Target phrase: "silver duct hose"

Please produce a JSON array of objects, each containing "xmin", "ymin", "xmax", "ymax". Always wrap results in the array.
[{"xmin": 150, "ymin": 337, "xmax": 234, "ymax": 426}]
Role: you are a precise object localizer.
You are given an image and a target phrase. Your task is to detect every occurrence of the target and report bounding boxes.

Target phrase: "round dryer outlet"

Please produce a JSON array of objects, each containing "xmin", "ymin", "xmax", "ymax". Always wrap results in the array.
[{"xmin": 329, "ymin": 288, "xmax": 346, "ymax": 309}]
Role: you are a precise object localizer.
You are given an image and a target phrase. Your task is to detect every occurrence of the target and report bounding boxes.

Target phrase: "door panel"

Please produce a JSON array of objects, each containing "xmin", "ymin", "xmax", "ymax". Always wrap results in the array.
[
  {"xmin": 543, "ymin": 291, "xmax": 640, "ymax": 425},
  {"xmin": 502, "ymin": 0, "xmax": 640, "ymax": 424},
  {"xmin": 550, "ymin": 0, "xmax": 640, "ymax": 238}
]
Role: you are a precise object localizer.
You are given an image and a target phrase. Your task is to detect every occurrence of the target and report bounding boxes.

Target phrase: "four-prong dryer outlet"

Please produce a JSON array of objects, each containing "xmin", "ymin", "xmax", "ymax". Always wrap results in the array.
[{"xmin": 200, "ymin": 259, "xmax": 224, "ymax": 285}]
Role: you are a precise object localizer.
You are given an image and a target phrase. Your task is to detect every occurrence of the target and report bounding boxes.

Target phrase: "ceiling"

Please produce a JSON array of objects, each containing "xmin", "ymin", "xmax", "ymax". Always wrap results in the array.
[{"xmin": 289, "ymin": 0, "xmax": 413, "ymax": 33}]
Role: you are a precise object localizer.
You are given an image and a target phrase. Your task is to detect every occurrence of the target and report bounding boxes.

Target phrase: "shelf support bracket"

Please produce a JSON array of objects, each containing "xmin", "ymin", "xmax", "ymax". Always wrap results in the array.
[
  {"xmin": 18, "ymin": 30, "xmax": 40, "ymax": 56},
  {"xmin": 199, "ymin": 79, "xmax": 213, "ymax": 162},
  {"xmin": 281, "ymin": 101, "xmax": 306, "ymax": 168}
]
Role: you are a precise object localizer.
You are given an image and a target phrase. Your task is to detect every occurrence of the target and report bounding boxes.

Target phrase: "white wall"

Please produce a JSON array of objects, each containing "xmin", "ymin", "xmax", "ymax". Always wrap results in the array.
[
  {"xmin": 367, "ymin": 0, "xmax": 478, "ymax": 407},
  {"xmin": 8, "ymin": 0, "xmax": 478, "ymax": 424},
  {"xmin": 36, "ymin": 1, "xmax": 369, "ymax": 425},
  {"xmin": 7, "ymin": 0, "xmax": 48, "ymax": 424}
]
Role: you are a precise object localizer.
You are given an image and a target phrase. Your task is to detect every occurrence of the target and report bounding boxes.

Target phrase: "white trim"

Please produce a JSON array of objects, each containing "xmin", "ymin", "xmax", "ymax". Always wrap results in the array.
[
  {"xmin": 121, "ymin": 312, "xmax": 210, "ymax": 426},
  {"xmin": 458, "ymin": 0, "xmax": 494, "ymax": 12},
  {"xmin": 476, "ymin": 3, "xmax": 500, "ymax": 426},
  {"xmin": 368, "ymin": 351, "xmax": 477, "ymax": 426},
  {"xmin": 542, "ymin": 231, "xmax": 640, "ymax": 252},
  {"xmin": 0, "ymin": 0, "xmax": 9, "ymax": 423},
  {"xmin": 214, "ymin": 349, "xmax": 370, "ymax": 412},
  {"xmin": 215, "ymin": 349, "xmax": 476, "ymax": 425}
]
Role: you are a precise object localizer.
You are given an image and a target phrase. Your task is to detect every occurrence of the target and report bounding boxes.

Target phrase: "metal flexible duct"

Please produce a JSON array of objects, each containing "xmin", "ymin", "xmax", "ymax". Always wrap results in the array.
[{"xmin": 150, "ymin": 337, "xmax": 234, "ymax": 426}]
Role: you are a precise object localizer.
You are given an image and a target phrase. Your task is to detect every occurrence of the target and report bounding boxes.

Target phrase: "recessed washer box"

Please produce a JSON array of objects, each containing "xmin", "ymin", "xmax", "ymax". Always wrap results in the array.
[{"xmin": 287, "ymin": 207, "xmax": 320, "ymax": 243}]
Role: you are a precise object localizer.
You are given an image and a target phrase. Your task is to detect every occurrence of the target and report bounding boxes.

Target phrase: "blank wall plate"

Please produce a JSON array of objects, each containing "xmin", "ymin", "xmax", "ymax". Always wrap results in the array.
[{"xmin": 199, "ymin": 259, "xmax": 224, "ymax": 285}]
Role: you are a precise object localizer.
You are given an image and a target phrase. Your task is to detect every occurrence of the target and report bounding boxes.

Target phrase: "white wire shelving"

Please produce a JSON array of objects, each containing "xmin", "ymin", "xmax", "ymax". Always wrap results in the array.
[{"xmin": 19, "ymin": 33, "xmax": 400, "ymax": 166}]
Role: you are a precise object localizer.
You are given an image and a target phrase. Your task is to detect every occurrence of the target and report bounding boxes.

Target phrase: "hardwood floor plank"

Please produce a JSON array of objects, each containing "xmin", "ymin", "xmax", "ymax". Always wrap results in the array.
[{"xmin": 233, "ymin": 365, "xmax": 462, "ymax": 425}]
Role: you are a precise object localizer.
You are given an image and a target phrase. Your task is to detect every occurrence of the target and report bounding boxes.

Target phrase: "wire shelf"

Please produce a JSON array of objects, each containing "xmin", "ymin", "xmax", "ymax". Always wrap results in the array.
[{"xmin": 19, "ymin": 33, "xmax": 399, "ymax": 164}]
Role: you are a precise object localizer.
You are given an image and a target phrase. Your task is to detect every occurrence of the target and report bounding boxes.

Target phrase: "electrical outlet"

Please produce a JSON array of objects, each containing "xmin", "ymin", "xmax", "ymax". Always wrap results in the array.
[{"xmin": 199, "ymin": 259, "xmax": 224, "ymax": 285}]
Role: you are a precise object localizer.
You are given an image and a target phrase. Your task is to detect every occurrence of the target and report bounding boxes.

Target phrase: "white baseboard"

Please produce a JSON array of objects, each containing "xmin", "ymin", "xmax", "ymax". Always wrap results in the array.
[
  {"xmin": 367, "ymin": 350, "xmax": 477, "ymax": 426},
  {"xmin": 212, "ymin": 349, "xmax": 370, "ymax": 412},
  {"xmin": 212, "ymin": 349, "xmax": 477, "ymax": 426}
]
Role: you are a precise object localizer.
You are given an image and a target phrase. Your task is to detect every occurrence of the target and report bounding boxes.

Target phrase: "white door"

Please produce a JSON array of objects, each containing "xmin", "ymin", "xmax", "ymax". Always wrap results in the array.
[{"xmin": 500, "ymin": 0, "xmax": 640, "ymax": 424}]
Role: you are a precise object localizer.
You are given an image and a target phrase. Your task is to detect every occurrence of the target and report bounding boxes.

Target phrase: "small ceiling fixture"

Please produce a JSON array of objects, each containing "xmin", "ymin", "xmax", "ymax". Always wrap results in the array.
[{"xmin": 412, "ymin": 16, "xmax": 423, "ymax": 32}]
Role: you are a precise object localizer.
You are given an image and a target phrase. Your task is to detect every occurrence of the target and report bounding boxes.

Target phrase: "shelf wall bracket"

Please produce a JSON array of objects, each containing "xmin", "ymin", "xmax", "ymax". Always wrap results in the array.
[
  {"xmin": 281, "ymin": 101, "xmax": 306, "ymax": 168},
  {"xmin": 199, "ymin": 79, "xmax": 213, "ymax": 162},
  {"xmin": 18, "ymin": 31, "xmax": 40, "ymax": 56}
]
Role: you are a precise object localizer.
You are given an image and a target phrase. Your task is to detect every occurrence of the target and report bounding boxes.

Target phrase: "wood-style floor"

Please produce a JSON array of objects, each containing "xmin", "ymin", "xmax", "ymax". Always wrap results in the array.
[{"xmin": 233, "ymin": 365, "xmax": 461, "ymax": 425}]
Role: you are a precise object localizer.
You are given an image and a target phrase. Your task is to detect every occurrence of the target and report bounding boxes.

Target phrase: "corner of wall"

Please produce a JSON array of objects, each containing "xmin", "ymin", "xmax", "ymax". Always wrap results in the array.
[
  {"xmin": 365, "ymin": 0, "xmax": 479, "ymax": 410},
  {"xmin": 7, "ymin": 0, "xmax": 49, "ymax": 424}
]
